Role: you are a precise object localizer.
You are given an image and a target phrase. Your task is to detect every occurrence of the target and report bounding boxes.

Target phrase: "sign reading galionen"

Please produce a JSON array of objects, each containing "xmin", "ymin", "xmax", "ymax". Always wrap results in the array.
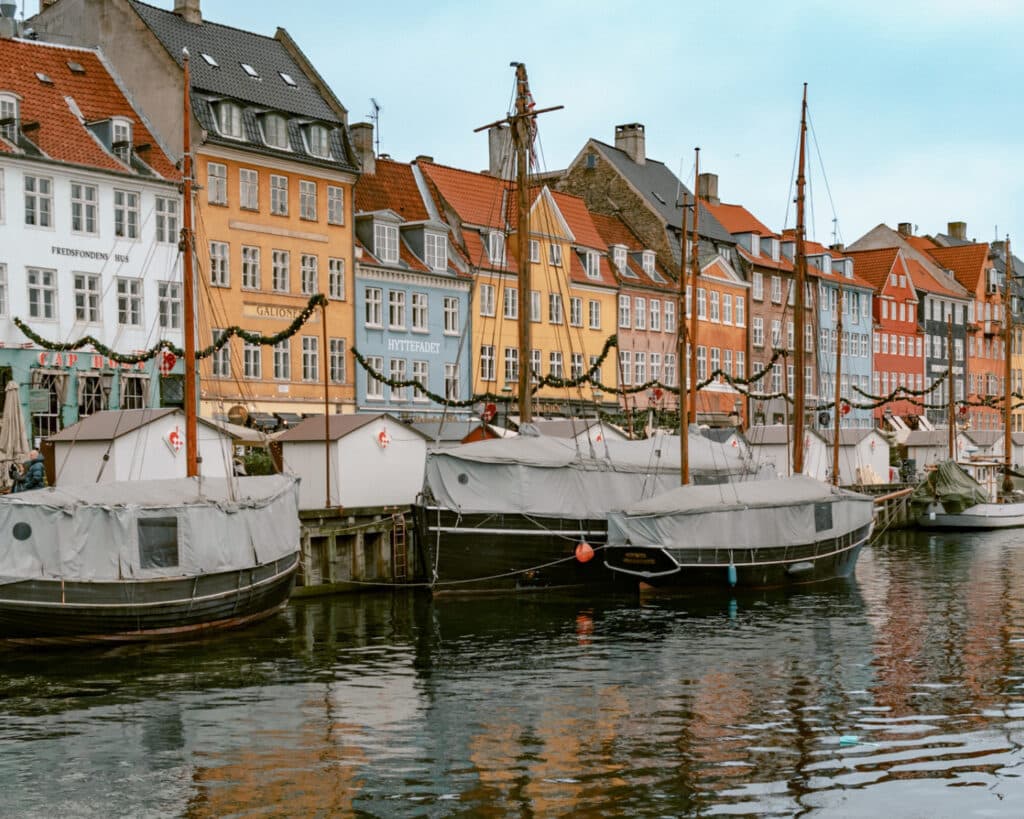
[{"xmin": 242, "ymin": 303, "xmax": 322, "ymax": 323}]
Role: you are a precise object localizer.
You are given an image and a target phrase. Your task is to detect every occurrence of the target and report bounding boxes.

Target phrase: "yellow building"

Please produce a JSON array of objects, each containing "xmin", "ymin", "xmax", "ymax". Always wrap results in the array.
[
  {"xmin": 420, "ymin": 161, "xmax": 618, "ymax": 413},
  {"xmin": 33, "ymin": 0, "xmax": 361, "ymax": 427}
]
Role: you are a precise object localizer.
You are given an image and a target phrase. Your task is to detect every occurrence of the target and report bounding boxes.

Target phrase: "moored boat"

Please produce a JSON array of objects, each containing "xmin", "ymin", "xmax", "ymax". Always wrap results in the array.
[{"xmin": 0, "ymin": 475, "xmax": 299, "ymax": 644}]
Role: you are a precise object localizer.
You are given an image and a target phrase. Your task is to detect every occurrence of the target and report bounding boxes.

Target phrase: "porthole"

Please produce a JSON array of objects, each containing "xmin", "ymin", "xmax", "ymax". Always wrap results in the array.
[
  {"xmin": 12, "ymin": 522, "xmax": 31, "ymax": 541},
  {"xmin": 457, "ymin": 473, "xmax": 469, "ymax": 485}
]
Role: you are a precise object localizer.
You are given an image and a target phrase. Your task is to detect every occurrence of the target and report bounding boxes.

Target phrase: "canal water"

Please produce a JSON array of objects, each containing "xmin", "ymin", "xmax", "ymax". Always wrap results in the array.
[{"xmin": 3, "ymin": 530, "xmax": 1024, "ymax": 817}]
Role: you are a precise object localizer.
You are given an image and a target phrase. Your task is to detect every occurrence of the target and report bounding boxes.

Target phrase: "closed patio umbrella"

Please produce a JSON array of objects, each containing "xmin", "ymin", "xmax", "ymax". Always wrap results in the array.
[{"xmin": 0, "ymin": 381, "xmax": 29, "ymax": 489}]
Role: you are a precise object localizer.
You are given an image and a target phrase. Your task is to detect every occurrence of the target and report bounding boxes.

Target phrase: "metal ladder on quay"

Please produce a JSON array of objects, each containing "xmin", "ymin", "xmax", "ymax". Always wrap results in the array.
[{"xmin": 392, "ymin": 512, "xmax": 408, "ymax": 582}]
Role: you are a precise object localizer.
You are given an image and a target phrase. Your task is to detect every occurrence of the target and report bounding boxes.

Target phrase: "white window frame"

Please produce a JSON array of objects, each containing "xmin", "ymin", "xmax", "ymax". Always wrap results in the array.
[
  {"xmin": 570, "ymin": 296, "xmax": 583, "ymax": 327},
  {"xmin": 243, "ymin": 341, "xmax": 262, "ymax": 379},
  {"xmin": 70, "ymin": 181, "xmax": 98, "ymax": 234},
  {"xmin": 300, "ymin": 253, "xmax": 318, "ymax": 295},
  {"xmin": 207, "ymin": 162, "xmax": 227, "ymax": 206},
  {"xmin": 413, "ymin": 360, "xmax": 429, "ymax": 400},
  {"xmin": 74, "ymin": 272, "xmax": 101, "ymax": 323},
  {"xmin": 443, "ymin": 296, "xmax": 459, "ymax": 335},
  {"xmin": 301, "ymin": 336, "xmax": 319, "ymax": 382},
  {"xmin": 209, "ymin": 241, "xmax": 230, "ymax": 287},
  {"xmin": 211, "ymin": 329, "xmax": 230, "ymax": 378},
  {"xmin": 329, "ymin": 338, "xmax": 346, "ymax": 384},
  {"xmin": 270, "ymin": 175, "xmax": 289, "ymax": 215},
  {"xmin": 113, "ymin": 189, "xmax": 139, "ymax": 239},
  {"xmin": 411, "ymin": 292, "xmax": 428, "ymax": 332},
  {"xmin": 589, "ymin": 299, "xmax": 601, "ymax": 330},
  {"xmin": 388, "ymin": 290, "xmax": 406, "ymax": 329},
  {"xmin": 27, "ymin": 267, "xmax": 56, "ymax": 320},
  {"xmin": 155, "ymin": 196, "xmax": 178, "ymax": 243},
  {"xmin": 262, "ymin": 113, "xmax": 289, "ymax": 150},
  {"xmin": 217, "ymin": 102, "xmax": 243, "ymax": 139},
  {"xmin": 549, "ymin": 243, "xmax": 563, "ymax": 266},
  {"xmin": 272, "ymin": 249, "xmax": 290, "ymax": 292},
  {"xmin": 549, "ymin": 292, "xmax": 563, "ymax": 325},
  {"xmin": 328, "ymin": 257, "xmax": 345, "ymax": 300},
  {"xmin": 480, "ymin": 345, "xmax": 495, "ymax": 382},
  {"xmin": 327, "ymin": 185, "xmax": 345, "ymax": 225},
  {"xmin": 374, "ymin": 222, "xmax": 399, "ymax": 264},
  {"xmin": 274, "ymin": 340, "xmax": 292, "ymax": 381},
  {"xmin": 299, "ymin": 179, "xmax": 317, "ymax": 221},
  {"xmin": 241, "ymin": 245, "xmax": 261, "ymax": 290},
  {"xmin": 239, "ymin": 168, "xmax": 259, "ymax": 210},
  {"xmin": 365, "ymin": 287, "xmax": 383, "ymax": 327},
  {"xmin": 425, "ymin": 232, "xmax": 447, "ymax": 271},
  {"xmin": 116, "ymin": 277, "xmax": 143, "ymax": 327},
  {"xmin": 503, "ymin": 287, "xmax": 518, "ymax": 319},
  {"xmin": 480, "ymin": 283, "xmax": 496, "ymax": 316},
  {"xmin": 158, "ymin": 281, "xmax": 181, "ymax": 330},
  {"xmin": 24, "ymin": 174, "xmax": 53, "ymax": 228},
  {"xmin": 619, "ymin": 294, "xmax": 631, "ymax": 328}
]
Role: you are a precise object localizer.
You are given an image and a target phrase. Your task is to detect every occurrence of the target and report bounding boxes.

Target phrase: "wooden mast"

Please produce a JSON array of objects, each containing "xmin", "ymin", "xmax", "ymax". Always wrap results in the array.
[
  {"xmin": 513, "ymin": 64, "xmax": 533, "ymax": 424},
  {"xmin": 792, "ymin": 84, "xmax": 808, "ymax": 476},
  {"xmin": 688, "ymin": 149, "xmax": 701, "ymax": 448},
  {"xmin": 679, "ymin": 180, "xmax": 690, "ymax": 483},
  {"xmin": 947, "ymin": 316, "xmax": 955, "ymax": 460},
  {"xmin": 1004, "ymin": 236, "xmax": 1014, "ymax": 495},
  {"xmin": 832, "ymin": 285, "xmax": 843, "ymax": 487},
  {"xmin": 181, "ymin": 51, "xmax": 198, "ymax": 478},
  {"xmin": 473, "ymin": 66, "xmax": 561, "ymax": 427}
]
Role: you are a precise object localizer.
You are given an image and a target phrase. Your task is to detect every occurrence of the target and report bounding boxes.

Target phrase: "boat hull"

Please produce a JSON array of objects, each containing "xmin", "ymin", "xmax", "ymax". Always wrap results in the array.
[
  {"xmin": 916, "ymin": 502, "xmax": 1024, "ymax": 530},
  {"xmin": 0, "ymin": 552, "xmax": 299, "ymax": 645},
  {"xmin": 603, "ymin": 523, "xmax": 871, "ymax": 590},
  {"xmin": 414, "ymin": 505, "xmax": 620, "ymax": 594}
]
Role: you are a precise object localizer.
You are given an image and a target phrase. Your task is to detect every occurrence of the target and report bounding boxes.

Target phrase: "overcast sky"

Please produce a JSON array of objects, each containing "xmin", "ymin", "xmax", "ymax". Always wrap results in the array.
[{"xmin": 108, "ymin": 1, "xmax": 1024, "ymax": 247}]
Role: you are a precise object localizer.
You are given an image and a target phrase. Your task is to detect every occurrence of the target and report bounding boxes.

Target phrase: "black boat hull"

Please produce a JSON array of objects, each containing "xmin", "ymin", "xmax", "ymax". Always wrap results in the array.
[
  {"xmin": 414, "ymin": 505, "xmax": 620, "ymax": 594},
  {"xmin": 0, "ymin": 552, "xmax": 299, "ymax": 645},
  {"xmin": 604, "ymin": 524, "xmax": 871, "ymax": 590}
]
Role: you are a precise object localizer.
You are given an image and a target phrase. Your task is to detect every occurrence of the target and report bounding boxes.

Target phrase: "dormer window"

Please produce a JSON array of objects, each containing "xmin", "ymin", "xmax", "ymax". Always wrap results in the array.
[
  {"xmin": 111, "ymin": 118, "xmax": 132, "ymax": 163},
  {"xmin": 0, "ymin": 93, "xmax": 18, "ymax": 143},
  {"xmin": 216, "ymin": 102, "xmax": 243, "ymax": 140},
  {"xmin": 261, "ymin": 113, "xmax": 289, "ymax": 150},
  {"xmin": 641, "ymin": 250, "xmax": 655, "ymax": 276},
  {"xmin": 612, "ymin": 245, "xmax": 627, "ymax": 272},
  {"xmin": 305, "ymin": 124, "xmax": 331, "ymax": 158},
  {"xmin": 584, "ymin": 251, "xmax": 601, "ymax": 279},
  {"xmin": 488, "ymin": 231, "xmax": 506, "ymax": 265},
  {"xmin": 374, "ymin": 221, "xmax": 399, "ymax": 264},
  {"xmin": 425, "ymin": 232, "xmax": 447, "ymax": 272}
]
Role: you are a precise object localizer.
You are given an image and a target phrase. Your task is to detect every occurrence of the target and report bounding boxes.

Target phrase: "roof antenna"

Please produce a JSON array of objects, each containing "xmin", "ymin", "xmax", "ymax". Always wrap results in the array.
[
  {"xmin": 368, "ymin": 98, "xmax": 381, "ymax": 157},
  {"xmin": 831, "ymin": 216, "xmax": 838, "ymax": 246}
]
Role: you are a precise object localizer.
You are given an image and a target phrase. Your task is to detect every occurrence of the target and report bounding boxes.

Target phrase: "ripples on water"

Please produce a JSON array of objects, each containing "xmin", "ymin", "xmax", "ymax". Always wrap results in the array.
[{"xmin": 4, "ymin": 531, "xmax": 1024, "ymax": 816}]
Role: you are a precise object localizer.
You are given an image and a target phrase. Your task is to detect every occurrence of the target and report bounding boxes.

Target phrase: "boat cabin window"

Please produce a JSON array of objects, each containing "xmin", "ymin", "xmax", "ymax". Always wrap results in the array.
[
  {"xmin": 814, "ymin": 502, "xmax": 833, "ymax": 533},
  {"xmin": 139, "ymin": 517, "xmax": 179, "ymax": 569}
]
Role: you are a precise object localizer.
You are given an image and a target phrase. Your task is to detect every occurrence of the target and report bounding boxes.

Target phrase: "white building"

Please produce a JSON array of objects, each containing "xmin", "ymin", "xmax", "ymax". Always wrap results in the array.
[
  {"xmin": 0, "ymin": 36, "xmax": 182, "ymax": 445},
  {"xmin": 276, "ymin": 413, "xmax": 428, "ymax": 510},
  {"xmin": 747, "ymin": 424, "xmax": 891, "ymax": 485},
  {"xmin": 48, "ymin": 408, "xmax": 235, "ymax": 484}
]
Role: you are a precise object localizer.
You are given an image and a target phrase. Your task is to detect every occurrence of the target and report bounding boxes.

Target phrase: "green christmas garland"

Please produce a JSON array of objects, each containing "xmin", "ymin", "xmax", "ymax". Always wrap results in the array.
[{"xmin": 14, "ymin": 294, "xmax": 328, "ymax": 363}]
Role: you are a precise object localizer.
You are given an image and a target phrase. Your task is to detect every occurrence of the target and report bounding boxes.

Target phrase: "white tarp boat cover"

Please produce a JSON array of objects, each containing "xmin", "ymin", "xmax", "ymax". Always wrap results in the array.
[
  {"xmin": 423, "ymin": 433, "xmax": 771, "ymax": 518},
  {"xmin": 0, "ymin": 475, "xmax": 299, "ymax": 581},
  {"xmin": 606, "ymin": 475, "xmax": 875, "ymax": 548}
]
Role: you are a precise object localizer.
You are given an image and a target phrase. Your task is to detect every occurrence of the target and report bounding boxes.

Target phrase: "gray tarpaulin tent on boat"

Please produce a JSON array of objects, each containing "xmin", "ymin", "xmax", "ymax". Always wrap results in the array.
[
  {"xmin": 0, "ymin": 475, "xmax": 298, "ymax": 581},
  {"xmin": 606, "ymin": 476, "xmax": 875, "ymax": 549},
  {"xmin": 422, "ymin": 433, "xmax": 769, "ymax": 518}
]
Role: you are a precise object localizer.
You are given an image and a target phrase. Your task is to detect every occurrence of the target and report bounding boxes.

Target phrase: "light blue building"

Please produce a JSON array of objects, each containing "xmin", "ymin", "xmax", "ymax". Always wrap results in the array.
[
  {"xmin": 809, "ymin": 251, "xmax": 874, "ymax": 429},
  {"xmin": 352, "ymin": 156, "xmax": 471, "ymax": 417}
]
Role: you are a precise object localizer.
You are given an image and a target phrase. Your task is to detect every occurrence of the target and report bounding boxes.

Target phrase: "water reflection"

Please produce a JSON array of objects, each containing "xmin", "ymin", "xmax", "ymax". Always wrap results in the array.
[{"xmin": 4, "ymin": 534, "xmax": 1024, "ymax": 814}]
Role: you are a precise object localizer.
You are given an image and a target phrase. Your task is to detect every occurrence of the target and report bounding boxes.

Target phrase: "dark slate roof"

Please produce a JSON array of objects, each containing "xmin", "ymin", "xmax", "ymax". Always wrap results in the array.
[
  {"xmin": 592, "ymin": 139, "xmax": 734, "ymax": 247},
  {"xmin": 131, "ymin": 1, "xmax": 338, "ymax": 121}
]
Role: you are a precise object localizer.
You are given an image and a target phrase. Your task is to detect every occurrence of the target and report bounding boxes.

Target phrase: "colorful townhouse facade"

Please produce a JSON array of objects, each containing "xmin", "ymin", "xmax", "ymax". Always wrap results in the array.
[
  {"xmin": 848, "ymin": 223, "xmax": 970, "ymax": 427},
  {"xmin": 419, "ymin": 159, "xmax": 618, "ymax": 417},
  {"xmin": 589, "ymin": 212, "xmax": 679, "ymax": 412},
  {"xmin": 350, "ymin": 147, "xmax": 472, "ymax": 415},
  {"xmin": 846, "ymin": 248, "xmax": 925, "ymax": 424},
  {"xmin": 926, "ymin": 241, "xmax": 1003, "ymax": 431},
  {"xmin": 0, "ymin": 36, "xmax": 183, "ymax": 444},
  {"xmin": 802, "ymin": 240, "xmax": 875, "ymax": 429},
  {"xmin": 33, "ymin": 0, "xmax": 360, "ymax": 428}
]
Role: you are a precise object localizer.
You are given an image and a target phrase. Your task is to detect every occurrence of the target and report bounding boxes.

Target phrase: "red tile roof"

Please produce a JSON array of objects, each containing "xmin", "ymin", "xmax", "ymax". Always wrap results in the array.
[
  {"xmin": 845, "ymin": 248, "xmax": 899, "ymax": 290},
  {"xmin": 905, "ymin": 234, "xmax": 938, "ymax": 254},
  {"xmin": 0, "ymin": 39, "xmax": 176, "ymax": 179},
  {"xmin": 905, "ymin": 256, "xmax": 962, "ymax": 298},
  {"xmin": 926, "ymin": 243, "xmax": 990, "ymax": 293},
  {"xmin": 737, "ymin": 245, "xmax": 795, "ymax": 274},
  {"xmin": 589, "ymin": 211, "xmax": 676, "ymax": 292},
  {"xmin": 550, "ymin": 190, "xmax": 606, "ymax": 249},
  {"xmin": 354, "ymin": 158, "xmax": 429, "ymax": 221},
  {"xmin": 418, "ymin": 161, "xmax": 508, "ymax": 230},
  {"xmin": 703, "ymin": 201, "xmax": 773, "ymax": 236}
]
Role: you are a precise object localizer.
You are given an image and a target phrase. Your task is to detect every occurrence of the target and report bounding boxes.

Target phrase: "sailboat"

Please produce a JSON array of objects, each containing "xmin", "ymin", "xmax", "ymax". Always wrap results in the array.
[
  {"xmin": 602, "ymin": 85, "xmax": 875, "ymax": 589},
  {"xmin": 413, "ymin": 64, "xmax": 765, "ymax": 593},
  {"xmin": 911, "ymin": 236, "xmax": 1024, "ymax": 529},
  {"xmin": 0, "ymin": 51, "xmax": 301, "ymax": 644}
]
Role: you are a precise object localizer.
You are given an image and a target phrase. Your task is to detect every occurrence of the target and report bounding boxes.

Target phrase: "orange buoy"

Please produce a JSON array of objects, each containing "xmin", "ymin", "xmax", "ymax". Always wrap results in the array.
[{"xmin": 575, "ymin": 542, "xmax": 595, "ymax": 563}]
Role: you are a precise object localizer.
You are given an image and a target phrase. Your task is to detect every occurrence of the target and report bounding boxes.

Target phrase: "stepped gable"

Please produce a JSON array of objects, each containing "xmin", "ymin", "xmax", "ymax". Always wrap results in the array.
[{"xmin": 0, "ymin": 38, "xmax": 176, "ymax": 179}]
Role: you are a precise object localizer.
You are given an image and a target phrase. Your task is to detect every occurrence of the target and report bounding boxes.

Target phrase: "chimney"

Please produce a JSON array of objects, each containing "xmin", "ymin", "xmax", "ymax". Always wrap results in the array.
[
  {"xmin": 487, "ymin": 124, "xmax": 513, "ymax": 180},
  {"xmin": 614, "ymin": 123, "xmax": 645, "ymax": 166},
  {"xmin": 173, "ymin": 0, "xmax": 201, "ymax": 25},
  {"xmin": 697, "ymin": 172, "xmax": 719, "ymax": 206},
  {"xmin": 350, "ymin": 122, "xmax": 375, "ymax": 175},
  {"xmin": 897, "ymin": 222, "xmax": 912, "ymax": 237},
  {"xmin": 829, "ymin": 242, "xmax": 845, "ymax": 253},
  {"xmin": 0, "ymin": 2, "xmax": 18, "ymax": 38},
  {"xmin": 414, "ymin": 154, "xmax": 434, "ymax": 164},
  {"xmin": 948, "ymin": 221, "xmax": 967, "ymax": 241}
]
